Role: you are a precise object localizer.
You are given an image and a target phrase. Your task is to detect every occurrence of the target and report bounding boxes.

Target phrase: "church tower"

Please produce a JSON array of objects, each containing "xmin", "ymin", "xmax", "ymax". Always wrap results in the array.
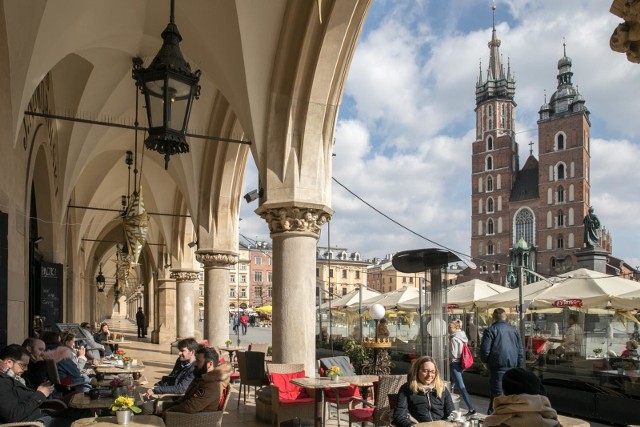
[
  {"xmin": 470, "ymin": 5, "xmax": 518, "ymax": 283},
  {"xmin": 535, "ymin": 44, "xmax": 591, "ymax": 274}
]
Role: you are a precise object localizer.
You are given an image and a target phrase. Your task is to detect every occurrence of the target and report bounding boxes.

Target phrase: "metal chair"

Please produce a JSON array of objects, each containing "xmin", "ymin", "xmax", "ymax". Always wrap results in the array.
[
  {"xmin": 0, "ymin": 422, "xmax": 46, "ymax": 427},
  {"xmin": 236, "ymin": 350, "xmax": 266, "ymax": 407},
  {"xmin": 348, "ymin": 374, "xmax": 405, "ymax": 427}
]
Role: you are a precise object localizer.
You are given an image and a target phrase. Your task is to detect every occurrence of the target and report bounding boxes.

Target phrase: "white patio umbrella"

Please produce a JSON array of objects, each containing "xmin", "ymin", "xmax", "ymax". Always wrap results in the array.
[
  {"xmin": 362, "ymin": 286, "xmax": 428, "ymax": 310},
  {"xmin": 471, "ymin": 279, "xmax": 555, "ymax": 310},
  {"xmin": 318, "ymin": 287, "xmax": 381, "ymax": 310},
  {"xmin": 610, "ymin": 288, "xmax": 640, "ymax": 311},
  {"xmin": 418, "ymin": 279, "xmax": 510, "ymax": 310},
  {"xmin": 529, "ymin": 268, "xmax": 640, "ymax": 310}
]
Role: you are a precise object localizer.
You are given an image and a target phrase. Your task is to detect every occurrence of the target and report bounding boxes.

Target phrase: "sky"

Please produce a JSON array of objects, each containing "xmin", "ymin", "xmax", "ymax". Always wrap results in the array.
[{"xmin": 240, "ymin": 0, "xmax": 640, "ymax": 270}]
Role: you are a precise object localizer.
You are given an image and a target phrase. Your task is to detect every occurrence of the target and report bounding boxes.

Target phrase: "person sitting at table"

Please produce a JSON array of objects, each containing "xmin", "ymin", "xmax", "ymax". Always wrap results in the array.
[
  {"xmin": 21, "ymin": 337, "xmax": 49, "ymax": 390},
  {"xmin": 621, "ymin": 339, "xmax": 639, "ymax": 357},
  {"xmin": 45, "ymin": 331, "xmax": 91, "ymax": 393},
  {"xmin": 377, "ymin": 318, "xmax": 390, "ymax": 339},
  {"xmin": 392, "ymin": 356, "xmax": 454, "ymax": 426},
  {"xmin": 94, "ymin": 323, "xmax": 117, "ymax": 355},
  {"xmin": 162, "ymin": 346, "xmax": 233, "ymax": 414},
  {"xmin": 79, "ymin": 322, "xmax": 105, "ymax": 360},
  {"xmin": 142, "ymin": 337, "xmax": 199, "ymax": 414},
  {"xmin": 484, "ymin": 367, "xmax": 560, "ymax": 427},
  {"xmin": 42, "ymin": 331, "xmax": 61, "ymax": 351}
]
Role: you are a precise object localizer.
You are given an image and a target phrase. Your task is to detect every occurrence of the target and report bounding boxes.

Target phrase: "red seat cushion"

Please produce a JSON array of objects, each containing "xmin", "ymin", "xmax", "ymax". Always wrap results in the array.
[
  {"xmin": 218, "ymin": 385, "xmax": 229, "ymax": 411},
  {"xmin": 324, "ymin": 385, "xmax": 361, "ymax": 400},
  {"xmin": 349, "ymin": 407, "xmax": 374, "ymax": 421},
  {"xmin": 270, "ymin": 371, "xmax": 308, "ymax": 400},
  {"xmin": 280, "ymin": 397, "xmax": 315, "ymax": 405}
]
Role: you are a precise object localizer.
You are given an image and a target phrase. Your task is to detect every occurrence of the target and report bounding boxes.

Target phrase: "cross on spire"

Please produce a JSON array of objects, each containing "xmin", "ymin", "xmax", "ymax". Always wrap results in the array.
[{"xmin": 529, "ymin": 141, "xmax": 534, "ymax": 156}]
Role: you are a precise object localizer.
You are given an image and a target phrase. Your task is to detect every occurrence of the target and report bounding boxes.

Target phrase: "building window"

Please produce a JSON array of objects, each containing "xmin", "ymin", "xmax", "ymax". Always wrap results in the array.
[
  {"xmin": 329, "ymin": 269, "xmax": 334, "ymax": 278},
  {"xmin": 240, "ymin": 275, "xmax": 247, "ymax": 283},
  {"xmin": 514, "ymin": 208, "xmax": 535, "ymax": 246},
  {"xmin": 255, "ymin": 287, "xmax": 261, "ymax": 297},
  {"xmin": 342, "ymin": 270, "xmax": 347, "ymax": 279},
  {"xmin": 355, "ymin": 271, "xmax": 360, "ymax": 280},
  {"xmin": 557, "ymin": 133, "xmax": 565, "ymax": 150},
  {"xmin": 487, "ymin": 176, "xmax": 493, "ymax": 192},
  {"xmin": 409, "ymin": 277, "xmax": 413, "ymax": 283},
  {"xmin": 557, "ymin": 163, "xmax": 565, "ymax": 180},
  {"xmin": 316, "ymin": 267, "xmax": 319, "ymax": 277},
  {"xmin": 240, "ymin": 264, "xmax": 247, "ymax": 271},
  {"xmin": 268, "ymin": 258, "xmax": 272, "ymax": 265},
  {"xmin": 402, "ymin": 277, "xmax": 407, "ymax": 283},
  {"xmin": 486, "ymin": 155, "xmax": 493, "ymax": 171},
  {"xmin": 268, "ymin": 272, "xmax": 272, "ymax": 283},
  {"xmin": 493, "ymin": 263, "xmax": 499, "ymax": 272},
  {"xmin": 487, "ymin": 218, "xmax": 494, "ymax": 235},
  {"xmin": 254, "ymin": 271, "xmax": 262, "ymax": 282},
  {"xmin": 487, "ymin": 242, "xmax": 494, "ymax": 255},
  {"xmin": 241, "ymin": 288, "xmax": 246, "ymax": 298},
  {"xmin": 255, "ymin": 257, "xmax": 262, "ymax": 265},
  {"xmin": 557, "ymin": 186, "xmax": 565, "ymax": 203},
  {"xmin": 557, "ymin": 235, "xmax": 564, "ymax": 249},
  {"xmin": 487, "ymin": 198, "xmax": 494, "ymax": 213},
  {"xmin": 268, "ymin": 287, "xmax": 272, "ymax": 298},
  {"xmin": 481, "ymin": 265, "xmax": 488, "ymax": 273},
  {"xmin": 487, "ymin": 136, "xmax": 493, "ymax": 151},
  {"xmin": 230, "ymin": 274, "xmax": 236, "ymax": 283},
  {"xmin": 557, "ymin": 211, "xmax": 564, "ymax": 227},
  {"xmin": 230, "ymin": 288, "xmax": 236, "ymax": 298}
]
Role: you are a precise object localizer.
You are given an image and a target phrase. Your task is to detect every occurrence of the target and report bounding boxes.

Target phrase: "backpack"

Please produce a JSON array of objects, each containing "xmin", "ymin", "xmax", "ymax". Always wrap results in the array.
[{"xmin": 460, "ymin": 343, "xmax": 474, "ymax": 369}]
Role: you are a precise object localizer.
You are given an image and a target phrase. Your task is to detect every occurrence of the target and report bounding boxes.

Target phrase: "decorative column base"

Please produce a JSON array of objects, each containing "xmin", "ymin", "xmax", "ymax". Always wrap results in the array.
[{"xmin": 575, "ymin": 246, "xmax": 609, "ymax": 273}]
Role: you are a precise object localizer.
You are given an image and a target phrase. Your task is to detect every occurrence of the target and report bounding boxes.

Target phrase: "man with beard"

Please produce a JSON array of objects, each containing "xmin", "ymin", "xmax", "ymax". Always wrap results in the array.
[
  {"xmin": 21, "ymin": 337, "xmax": 49, "ymax": 390},
  {"xmin": 142, "ymin": 338, "xmax": 198, "ymax": 414},
  {"xmin": 163, "ymin": 346, "xmax": 233, "ymax": 414}
]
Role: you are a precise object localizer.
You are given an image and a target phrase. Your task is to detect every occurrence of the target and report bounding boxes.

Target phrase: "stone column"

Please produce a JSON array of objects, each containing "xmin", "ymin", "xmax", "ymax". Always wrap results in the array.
[
  {"xmin": 155, "ymin": 276, "xmax": 177, "ymax": 344},
  {"xmin": 257, "ymin": 205, "xmax": 331, "ymax": 375},
  {"xmin": 196, "ymin": 251, "xmax": 238, "ymax": 347},
  {"xmin": 171, "ymin": 270, "xmax": 199, "ymax": 339},
  {"xmin": 146, "ymin": 278, "xmax": 155, "ymax": 337}
]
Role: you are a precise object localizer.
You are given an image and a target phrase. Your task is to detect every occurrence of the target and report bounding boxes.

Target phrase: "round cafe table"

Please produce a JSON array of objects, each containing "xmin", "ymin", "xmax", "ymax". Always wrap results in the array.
[{"xmin": 72, "ymin": 415, "xmax": 165, "ymax": 427}]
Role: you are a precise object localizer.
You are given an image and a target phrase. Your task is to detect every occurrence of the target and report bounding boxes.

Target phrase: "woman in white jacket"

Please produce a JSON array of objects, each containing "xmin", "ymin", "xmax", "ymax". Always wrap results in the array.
[{"xmin": 448, "ymin": 319, "xmax": 476, "ymax": 415}]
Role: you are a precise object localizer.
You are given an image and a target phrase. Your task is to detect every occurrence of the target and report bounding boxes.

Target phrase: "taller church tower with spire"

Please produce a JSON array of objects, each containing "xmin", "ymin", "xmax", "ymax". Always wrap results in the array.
[{"xmin": 469, "ymin": 7, "xmax": 602, "ymax": 284}]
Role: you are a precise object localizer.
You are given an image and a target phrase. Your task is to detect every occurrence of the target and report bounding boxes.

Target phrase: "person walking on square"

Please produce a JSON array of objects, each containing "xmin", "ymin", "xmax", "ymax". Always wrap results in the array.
[
  {"xmin": 136, "ymin": 307, "xmax": 146, "ymax": 338},
  {"xmin": 240, "ymin": 312, "xmax": 249, "ymax": 335},
  {"xmin": 449, "ymin": 319, "xmax": 476, "ymax": 416},
  {"xmin": 480, "ymin": 308, "xmax": 524, "ymax": 414}
]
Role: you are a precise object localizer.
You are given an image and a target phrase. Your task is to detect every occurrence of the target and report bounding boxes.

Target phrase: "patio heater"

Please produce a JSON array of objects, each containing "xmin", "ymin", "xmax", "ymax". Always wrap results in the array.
[{"xmin": 392, "ymin": 248, "xmax": 474, "ymax": 375}]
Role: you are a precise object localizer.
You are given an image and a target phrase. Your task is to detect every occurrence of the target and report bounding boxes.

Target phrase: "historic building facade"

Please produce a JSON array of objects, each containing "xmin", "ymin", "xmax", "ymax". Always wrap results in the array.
[{"xmin": 469, "ymin": 17, "xmax": 611, "ymax": 285}]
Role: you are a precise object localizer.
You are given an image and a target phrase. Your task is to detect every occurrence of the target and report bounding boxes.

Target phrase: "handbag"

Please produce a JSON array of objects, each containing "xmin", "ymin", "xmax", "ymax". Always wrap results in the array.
[{"xmin": 460, "ymin": 343, "xmax": 474, "ymax": 369}]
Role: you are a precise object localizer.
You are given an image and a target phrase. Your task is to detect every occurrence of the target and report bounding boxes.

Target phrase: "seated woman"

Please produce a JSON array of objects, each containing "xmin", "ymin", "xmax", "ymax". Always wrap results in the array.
[
  {"xmin": 45, "ymin": 331, "xmax": 91, "ymax": 393},
  {"xmin": 484, "ymin": 367, "xmax": 560, "ymax": 427},
  {"xmin": 393, "ymin": 356, "xmax": 454, "ymax": 427},
  {"xmin": 94, "ymin": 322, "xmax": 118, "ymax": 356}
]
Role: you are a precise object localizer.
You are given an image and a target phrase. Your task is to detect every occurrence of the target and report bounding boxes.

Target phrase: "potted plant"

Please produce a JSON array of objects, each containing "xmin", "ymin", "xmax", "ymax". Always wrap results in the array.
[
  {"xmin": 225, "ymin": 339, "xmax": 232, "ymax": 348},
  {"xmin": 114, "ymin": 349, "xmax": 126, "ymax": 360},
  {"xmin": 111, "ymin": 395, "xmax": 141, "ymax": 425},
  {"xmin": 593, "ymin": 348, "xmax": 603, "ymax": 358},
  {"xmin": 122, "ymin": 356, "xmax": 133, "ymax": 369},
  {"xmin": 110, "ymin": 377, "xmax": 125, "ymax": 397},
  {"xmin": 328, "ymin": 365, "xmax": 342, "ymax": 381}
]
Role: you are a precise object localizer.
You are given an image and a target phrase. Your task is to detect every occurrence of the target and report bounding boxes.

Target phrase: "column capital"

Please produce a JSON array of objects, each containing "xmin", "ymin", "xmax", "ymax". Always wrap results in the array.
[
  {"xmin": 169, "ymin": 270, "xmax": 200, "ymax": 282},
  {"xmin": 256, "ymin": 203, "xmax": 333, "ymax": 238},
  {"xmin": 610, "ymin": 0, "xmax": 640, "ymax": 63},
  {"xmin": 195, "ymin": 250, "xmax": 239, "ymax": 267}
]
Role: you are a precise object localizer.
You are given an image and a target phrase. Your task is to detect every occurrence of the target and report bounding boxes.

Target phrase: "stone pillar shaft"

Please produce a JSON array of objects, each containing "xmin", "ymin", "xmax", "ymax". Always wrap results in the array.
[
  {"xmin": 171, "ymin": 270, "xmax": 199, "ymax": 339},
  {"xmin": 257, "ymin": 204, "xmax": 331, "ymax": 375},
  {"xmin": 156, "ymin": 278, "xmax": 177, "ymax": 344},
  {"xmin": 196, "ymin": 251, "xmax": 238, "ymax": 347}
]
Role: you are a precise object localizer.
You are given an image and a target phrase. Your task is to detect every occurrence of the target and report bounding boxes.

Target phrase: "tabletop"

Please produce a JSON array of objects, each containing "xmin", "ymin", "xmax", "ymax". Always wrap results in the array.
[
  {"xmin": 95, "ymin": 361, "xmax": 145, "ymax": 375},
  {"xmin": 103, "ymin": 340, "xmax": 133, "ymax": 344},
  {"xmin": 290, "ymin": 377, "xmax": 351, "ymax": 389},
  {"xmin": 69, "ymin": 390, "xmax": 144, "ymax": 410},
  {"xmin": 341, "ymin": 375, "xmax": 379, "ymax": 387},
  {"xmin": 72, "ymin": 415, "xmax": 165, "ymax": 427},
  {"xmin": 220, "ymin": 345, "xmax": 244, "ymax": 352}
]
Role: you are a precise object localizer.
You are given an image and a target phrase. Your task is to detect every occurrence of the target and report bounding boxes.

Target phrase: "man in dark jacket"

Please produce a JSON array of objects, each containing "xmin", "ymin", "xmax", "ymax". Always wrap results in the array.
[
  {"xmin": 164, "ymin": 346, "xmax": 233, "ymax": 414},
  {"xmin": 136, "ymin": 308, "xmax": 146, "ymax": 338},
  {"xmin": 0, "ymin": 344, "xmax": 55, "ymax": 425},
  {"xmin": 480, "ymin": 308, "xmax": 524, "ymax": 414},
  {"xmin": 142, "ymin": 338, "xmax": 198, "ymax": 414},
  {"xmin": 21, "ymin": 337, "xmax": 49, "ymax": 390}
]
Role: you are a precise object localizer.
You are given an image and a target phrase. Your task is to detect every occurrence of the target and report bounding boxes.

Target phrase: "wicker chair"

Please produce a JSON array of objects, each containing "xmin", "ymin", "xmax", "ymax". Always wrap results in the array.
[
  {"xmin": 0, "ymin": 422, "xmax": 46, "ymax": 427},
  {"xmin": 348, "ymin": 374, "xmax": 405, "ymax": 427},
  {"xmin": 248, "ymin": 343, "xmax": 269, "ymax": 354},
  {"xmin": 236, "ymin": 350, "xmax": 266, "ymax": 407},
  {"xmin": 318, "ymin": 356, "xmax": 360, "ymax": 427},
  {"xmin": 164, "ymin": 383, "xmax": 232, "ymax": 427},
  {"xmin": 267, "ymin": 363, "xmax": 315, "ymax": 426}
]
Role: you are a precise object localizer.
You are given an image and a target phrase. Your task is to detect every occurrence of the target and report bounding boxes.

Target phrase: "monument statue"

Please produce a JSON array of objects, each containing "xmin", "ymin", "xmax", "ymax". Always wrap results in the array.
[{"xmin": 583, "ymin": 206, "xmax": 601, "ymax": 248}]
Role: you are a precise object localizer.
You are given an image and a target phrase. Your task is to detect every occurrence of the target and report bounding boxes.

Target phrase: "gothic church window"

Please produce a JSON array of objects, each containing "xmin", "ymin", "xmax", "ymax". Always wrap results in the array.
[
  {"xmin": 514, "ymin": 208, "xmax": 535, "ymax": 246},
  {"xmin": 557, "ymin": 186, "xmax": 565, "ymax": 203},
  {"xmin": 487, "ymin": 176, "xmax": 493, "ymax": 192},
  {"xmin": 488, "ymin": 241, "xmax": 494, "ymax": 255},
  {"xmin": 557, "ymin": 235, "xmax": 564, "ymax": 249},
  {"xmin": 487, "ymin": 136, "xmax": 493, "ymax": 151},
  {"xmin": 556, "ymin": 163, "xmax": 566, "ymax": 180},
  {"xmin": 487, "ymin": 198, "xmax": 494, "ymax": 213},
  {"xmin": 487, "ymin": 218, "xmax": 494, "ymax": 235},
  {"xmin": 486, "ymin": 155, "xmax": 493, "ymax": 171},
  {"xmin": 556, "ymin": 133, "xmax": 565, "ymax": 150},
  {"xmin": 557, "ymin": 210, "xmax": 565, "ymax": 227}
]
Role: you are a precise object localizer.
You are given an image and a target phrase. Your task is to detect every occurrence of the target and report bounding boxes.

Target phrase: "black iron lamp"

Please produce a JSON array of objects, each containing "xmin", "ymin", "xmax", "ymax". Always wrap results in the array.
[
  {"xmin": 133, "ymin": 0, "xmax": 201, "ymax": 169},
  {"xmin": 96, "ymin": 263, "xmax": 106, "ymax": 293}
]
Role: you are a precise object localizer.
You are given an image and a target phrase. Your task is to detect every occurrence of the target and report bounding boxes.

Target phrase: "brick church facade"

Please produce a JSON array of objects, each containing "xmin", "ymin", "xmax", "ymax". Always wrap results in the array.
[{"xmin": 468, "ymin": 16, "xmax": 612, "ymax": 285}]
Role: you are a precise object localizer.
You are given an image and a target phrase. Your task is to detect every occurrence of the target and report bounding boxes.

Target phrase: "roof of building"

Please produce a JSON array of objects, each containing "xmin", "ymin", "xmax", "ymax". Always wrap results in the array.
[{"xmin": 510, "ymin": 155, "xmax": 539, "ymax": 202}]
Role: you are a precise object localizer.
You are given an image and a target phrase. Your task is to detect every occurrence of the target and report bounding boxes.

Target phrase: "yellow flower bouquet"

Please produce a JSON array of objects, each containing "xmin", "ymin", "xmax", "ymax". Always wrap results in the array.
[
  {"xmin": 328, "ymin": 366, "xmax": 342, "ymax": 377},
  {"xmin": 225, "ymin": 339, "xmax": 233, "ymax": 346},
  {"xmin": 111, "ymin": 395, "xmax": 141, "ymax": 414}
]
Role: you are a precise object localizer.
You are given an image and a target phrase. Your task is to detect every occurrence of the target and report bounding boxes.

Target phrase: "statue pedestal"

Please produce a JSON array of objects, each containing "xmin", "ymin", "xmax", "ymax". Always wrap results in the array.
[{"xmin": 575, "ymin": 246, "xmax": 609, "ymax": 273}]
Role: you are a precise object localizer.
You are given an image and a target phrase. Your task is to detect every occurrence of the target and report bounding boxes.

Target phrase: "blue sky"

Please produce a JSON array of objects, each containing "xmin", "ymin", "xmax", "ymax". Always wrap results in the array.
[{"xmin": 241, "ymin": 0, "xmax": 640, "ymax": 270}]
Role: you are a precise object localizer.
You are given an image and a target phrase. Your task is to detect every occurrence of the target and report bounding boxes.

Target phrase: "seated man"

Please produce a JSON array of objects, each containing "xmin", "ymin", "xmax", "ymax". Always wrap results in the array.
[
  {"xmin": 0, "ymin": 344, "xmax": 57, "ymax": 425},
  {"xmin": 21, "ymin": 337, "xmax": 49, "ymax": 390},
  {"xmin": 163, "ymin": 346, "xmax": 233, "ymax": 414},
  {"xmin": 79, "ymin": 322, "xmax": 105, "ymax": 360},
  {"xmin": 484, "ymin": 367, "xmax": 561, "ymax": 427},
  {"xmin": 142, "ymin": 338, "xmax": 199, "ymax": 414}
]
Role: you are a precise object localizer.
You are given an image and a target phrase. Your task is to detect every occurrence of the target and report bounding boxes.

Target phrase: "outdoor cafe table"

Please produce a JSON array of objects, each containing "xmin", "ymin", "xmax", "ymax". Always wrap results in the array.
[
  {"xmin": 95, "ymin": 361, "xmax": 145, "ymax": 375},
  {"xmin": 102, "ymin": 340, "xmax": 133, "ymax": 345},
  {"xmin": 68, "ymin": 391, "xmax": 142, "ymax": 415},
  {"xmin": 220, "ymin": 345, "xmax": 244, "ymax": 364},
  {"xmin": 290, "ymin": 376, "xmax": 351, "ymax": 427},
  {"xmin": 414, "ymin": 413, "xmax": 590, "ymax": 426},
  {"xmin": 341, "ymin": 374, "xmax": 379, "ymax": 401},
  {"xmin": 72, "ymin": 415, "xmax": 164, "ymax": 427}
]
